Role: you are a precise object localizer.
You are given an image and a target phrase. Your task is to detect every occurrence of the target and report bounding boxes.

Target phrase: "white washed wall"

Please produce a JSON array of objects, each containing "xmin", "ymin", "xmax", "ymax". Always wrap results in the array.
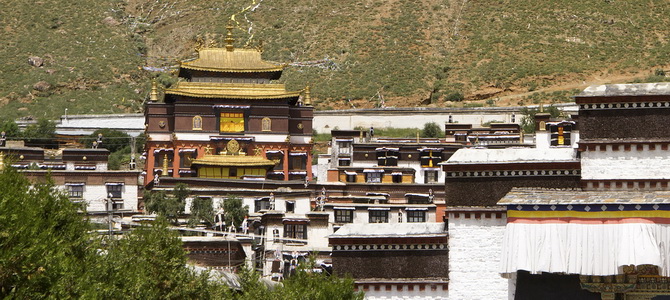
[
  {"xmin": 364, "ymin": 288, "xmax": 448, "ymax": 300},
  {"xmin": 447, "ymin": 214, "xmax": 509, "ymax": 300},
  {"xmin": 581, "ymin": 146, "xmax": 670, "ymax": 180}
]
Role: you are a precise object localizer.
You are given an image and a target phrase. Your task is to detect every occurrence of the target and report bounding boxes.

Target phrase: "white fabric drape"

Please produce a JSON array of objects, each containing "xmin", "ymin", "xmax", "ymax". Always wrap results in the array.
[{"xmin": 500, "ymin": 223, "xmax": 670, "ymax": 276}]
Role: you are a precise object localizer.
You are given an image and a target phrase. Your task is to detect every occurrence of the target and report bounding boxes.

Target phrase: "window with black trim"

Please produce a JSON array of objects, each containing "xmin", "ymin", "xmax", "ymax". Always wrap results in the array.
[
  {"xmin": 338, "ymin": 158, "xmax": 350, "ymax": 166},
  {"xmin": 67, "ymin": 184, "xmax": 84, "ymax": 199},
  {"xmin": 346, "ymin": 173, "xmax": 357, "ymax": 183},
  {"xmin": 376, "ymin": 149, "xmax": 399, "ymax": 166},
  {"xmin": 424, "ymin": 171, "xmax": 439, "ymax": 183},
  {"xmin": 106, "ymin": 184, "xmax": 123, "ymax": 199},
  {"xmin": 153, "ymin": 151, "xmax": 173, "ymax": 167},
  {"xmin": 366, "ymin": 172, "xmax": 382, "ymax": 183},
  {"xmin": 420, "ymin": 149, "xmax": 443, "ymax": 167},
  {"xmin": 255, "ymin": 197, "xmax": 271, "ymax": 212},
  {"xmin": 283, "ymin": 224, "xmax": 307, "ymax": 243},
  {"xmin": 407, "ymin": 210, "xmax": 427, "ymax": 222},
  {"xmin": 335, "ymin": 209, "xmax": 354, "ymax": 223},
  {"xmin": 179, "ymin": 149, "xmax": 197, "ymax": 168},
  {"xmin": 368, "ymin": 210, "xmax": 389, "ymax": 223}
]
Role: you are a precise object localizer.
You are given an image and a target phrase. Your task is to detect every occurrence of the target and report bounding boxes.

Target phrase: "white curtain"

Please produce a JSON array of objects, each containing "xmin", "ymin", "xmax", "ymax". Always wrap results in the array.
[{"xmin": 500, "ymin": 222, "xmax": 670, "ymax": 276}]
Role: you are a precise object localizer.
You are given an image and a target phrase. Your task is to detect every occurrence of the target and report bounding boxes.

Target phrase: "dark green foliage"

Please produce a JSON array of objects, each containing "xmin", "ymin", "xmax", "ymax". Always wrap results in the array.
[
  {"xmin": 80, "ymin": 129, "xmax": 131, "ymax": 153},
  {"xmin": 234, "ymin": 260, "xmax": 364, "ymax": 300},
  {"xmin": 222, "ymin": 195, "xmax": 249, "ymax": 228},
  {"xmin": 0, "ymin": 120, "xmax": 20, "ymax": 138},
  {"xmin": 189, "ymin": 197, "xmax": 215, "ymax": 227},
  {"xmin": 144, "ymin": 183, "xmax": 190, "ymax": 224},
  {"xmin": 86, "ymin": 220, "xmax": 231, "ymax": 299},
  {"xmin": 0, "ymin": 168, "xmax": 91, "ymax": 298},
  {"xmin": 421, "ymin": 122, "xmax": 443, "ymax": 138}
]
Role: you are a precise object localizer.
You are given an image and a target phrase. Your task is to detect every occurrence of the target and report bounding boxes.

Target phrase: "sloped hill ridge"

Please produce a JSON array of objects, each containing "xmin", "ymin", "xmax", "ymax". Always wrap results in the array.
[{"xmin": 1, "ymin": 0, "xmax": 669, "ymax": 120}]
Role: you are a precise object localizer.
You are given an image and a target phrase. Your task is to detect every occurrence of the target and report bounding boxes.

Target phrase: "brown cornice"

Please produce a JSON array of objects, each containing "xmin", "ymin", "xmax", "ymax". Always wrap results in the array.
[
  {"xmin": 329, "ymin": 236, "xmax": 448, "ymax": 246},
  {"xmin": 575, "ymin": 95, "xmax": 670, "ymax": 104}
]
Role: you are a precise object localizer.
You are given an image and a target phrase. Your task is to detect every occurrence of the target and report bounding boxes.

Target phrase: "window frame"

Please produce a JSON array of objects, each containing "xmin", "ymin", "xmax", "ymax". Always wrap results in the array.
[
  {"xmin": 67, "ymin": 183, "xmax": 84, "ymax": 199},
  {"xmin": 407, "ymin": 210, "xmax": 427, "ymax": 223},
  {"xmin": 334, "ymin": 209, "xmax": 354, "ymax": 223},
  {"xmin": 106, "ymin": 183, "xmax": 123, "ymax": 199},
  {"xmin": 283, "ymin": 223, "xmax": 307, "ymax": 243},
  {"xmin": 368, "ymin": 210, "xmax": 389, "ymax": 223}
]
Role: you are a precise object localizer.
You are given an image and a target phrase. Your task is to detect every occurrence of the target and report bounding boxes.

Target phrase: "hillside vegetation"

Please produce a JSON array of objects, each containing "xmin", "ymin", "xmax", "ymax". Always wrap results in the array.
[{"xmin": 1, "ymin": 0, "xmax": 670, "ymax": 120}]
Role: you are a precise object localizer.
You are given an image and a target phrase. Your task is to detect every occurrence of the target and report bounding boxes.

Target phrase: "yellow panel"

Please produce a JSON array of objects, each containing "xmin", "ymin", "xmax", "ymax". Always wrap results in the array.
[{"xmin": 382, "ymin": 174, "xmax": 392, "ymax": 183}]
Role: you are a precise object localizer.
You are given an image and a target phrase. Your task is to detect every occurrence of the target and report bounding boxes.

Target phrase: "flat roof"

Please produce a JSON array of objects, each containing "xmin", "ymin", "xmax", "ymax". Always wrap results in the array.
[
  {"xmin": 329, "ymin": 223, "xmax": 446, "ymax": 238},
  {"xmin": 578, "ymin": 83, "xmax": 670, "ymax": 97},
  {"xmin": 498, "ymin": 187, "xmax": 670, "ymax": 205}
]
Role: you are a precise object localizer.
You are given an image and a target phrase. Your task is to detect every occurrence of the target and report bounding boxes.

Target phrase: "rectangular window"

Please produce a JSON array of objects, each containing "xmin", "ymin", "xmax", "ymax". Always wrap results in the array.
[
  {"xmin": 67, "ymin": 184, "xmax": 84, "ymax": 199},
  {"xmin": 255, "ymin": 197, "xmax": 271, "ymax": 212},
  {"xmin": 366, "ymin": 172, "xmax": 382, "ymax": 183},
  {"xmin": 286, "ymin": 201, "xmax": 295, "ymax": 213},
  {"xmin": 283, "ymin": 224, "xmax": 307, "ymax": 243},
  {"xmin": 368, "ymin": 210, "xmax": 389, "ymax": 223},
  {"xmin": 220, "ymin": 111, "xmax": 244, "ymax": 133},
  {"xmin": 424, "ymin": 171, "xmax": 439, "ymax": 183},
  {"xmin": 420, "ymin": 150, "xmax": 443, "ymax": 167},
  {"xmin": 179, "ymin": 149, "xmax": 197, "ymax": 168},
  {"xmin": 106, "ymin": 183, "xmax": 123, "ymax": 199},
  {"xmin": 376, "ymin": 149, "xmax": 399, "ymax": 166},
  {"xmin": 154, "ymin": 151, "xmax": 173, "ymax": 168},
  {"xmin": 338, "ymin": 158, "xmax": 351, "ymax": 166},
  {"xmin": 334, "ymin": 209, "xmax": 354, "ymax": 223},
  {"xmin": 338, "ymin": 142, "xmax": 351, "ymax": 154},
  {"xmin": 407, "ymin": 210, "xmax": 426, "ymax": 223},
  {"xmin": 346, "ymin": 174, "xmax": 357, "ymax": 183},
  {"xmin": 290, "ymin": 156, "xmax": 306, "ymax": 170},
  {"xmin": 392, "ymin": 173, "xmax": 403, "ymax": 183}
]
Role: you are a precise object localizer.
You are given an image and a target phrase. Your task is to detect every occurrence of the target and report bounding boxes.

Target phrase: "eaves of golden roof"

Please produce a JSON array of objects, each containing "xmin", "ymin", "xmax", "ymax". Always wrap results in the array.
[
  {"xmin": 191, "ymin": 154, "xmax": 277, "ymax": 167},
  {"xmin": 165, "ymin": 82, "xmax": 301, "ymax": 99},
  {"xmin": 181, "ymin": 48, "xmax": 285, "ymax": 73}
]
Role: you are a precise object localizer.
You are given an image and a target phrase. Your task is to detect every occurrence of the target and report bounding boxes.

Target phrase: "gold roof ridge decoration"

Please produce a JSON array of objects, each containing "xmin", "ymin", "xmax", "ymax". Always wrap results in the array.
[
  {"xmin": 191, "ymin": 154, "xmax": 277, "ymax": 167},
  {"xmin": 165, "ymin": 81, "xmax": 301, "ymax": 99},
  {"xmin": 182, "ymin": 22, "xmax": 285, "ymax": 73}
]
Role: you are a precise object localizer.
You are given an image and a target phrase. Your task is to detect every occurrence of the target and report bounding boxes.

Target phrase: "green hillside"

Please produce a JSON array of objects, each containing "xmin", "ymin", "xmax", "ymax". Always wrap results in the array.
[{"xmin": 1, "ymin": 0, "xmax": 670, "ymax": 120}]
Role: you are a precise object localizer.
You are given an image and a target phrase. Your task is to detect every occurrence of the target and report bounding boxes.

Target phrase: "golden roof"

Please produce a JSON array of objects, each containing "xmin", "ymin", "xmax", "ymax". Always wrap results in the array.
[
  {"xmin": 181, "ymin": 48, "xmax": 285, "ymax": 73},
  {"xmin": 165, "ymin": 82, "xmax": 301, "ymax": 99},
  {"xmin": 191, "ymin": 154, "xmax": 277, "ymax": 167}
]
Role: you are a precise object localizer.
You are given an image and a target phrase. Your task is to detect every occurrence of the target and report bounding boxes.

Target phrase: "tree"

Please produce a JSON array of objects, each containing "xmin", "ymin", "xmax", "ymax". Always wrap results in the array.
[
  {"xmin": 222, "ymin": 195, "xmax": 249, "ymax": 229},
  {"xmin": 0, "ymin": 167, "xmax": 230, "ymax": 298},
  {"xmin": 80, "ymin": 129, "xmax": 131, "ymax": 153},
  {"xmin": 0, "ymin": 167, "xmax": 93, "ymax": 298},
  {"xmin": 233, "ymin": 258, "xmax": 364, "ymax": 300},
  {"xmin": 189, "ymin": 197, "xmax": 215, "ymax": 227},
  {"xmin": 0, "ymin": 120, "xmax": 20, "ymax": 138},
  {"xmin": 86, "ymin": 220, "xmax": 231, "ymax": 299},
  {"xmin": 421, "ymin": 122, "xmax": 443, "ymax": 138},
  {"xmin": 144, "ymin": 183, "xmax": 190, "ymax": 224}
]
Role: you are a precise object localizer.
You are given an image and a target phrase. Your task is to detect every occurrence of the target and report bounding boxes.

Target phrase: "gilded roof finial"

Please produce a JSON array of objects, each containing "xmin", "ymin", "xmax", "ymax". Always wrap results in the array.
[
  {"xmin": 539, "ymin": 103, "xmax": 544, "ymax": 113},
  {"xmin": 0, "ymin": 152, "xmax": 4, "ymax": 171},
  {"xmin": 225, "ymin": 20, "xmax": 235, "ymax": 52},
  {"xmin": 304, "ymin": 86, "xmax": 312, "ymax": 106},
  {"xmin": 150, "ymin": 80, "xmax": 159, "ymax": 102}
]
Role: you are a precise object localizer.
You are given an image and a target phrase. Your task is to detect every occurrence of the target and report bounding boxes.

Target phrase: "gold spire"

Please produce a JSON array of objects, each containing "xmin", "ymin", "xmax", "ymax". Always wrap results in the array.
[
  {"xmin": 304, "ymin": 86, "xmax": 312, "ymax": 106},
  {"xmin": 162, "ymin": 153, "xmax": 169, "ymax": 177},
  {"xmin": 150, "ymin": 80, "xmax": 159, "ymax": 102},
  {"xmin": 225, "ymin": 21, "xmax": 235, "ymax": 52},
  {"xmin": 0, "ymin": 152, "xmax": 4, "ymax": 171}
]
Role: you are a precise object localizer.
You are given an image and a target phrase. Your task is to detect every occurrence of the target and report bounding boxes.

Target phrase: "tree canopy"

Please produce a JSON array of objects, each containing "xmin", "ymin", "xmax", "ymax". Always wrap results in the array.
[
  {"xmin": 144, "ymin": 183, "xmax": 190, "ymax": 224},
  {"xmin": 421, "ymin": 122, "xmax": 443, "ymax": 138}
]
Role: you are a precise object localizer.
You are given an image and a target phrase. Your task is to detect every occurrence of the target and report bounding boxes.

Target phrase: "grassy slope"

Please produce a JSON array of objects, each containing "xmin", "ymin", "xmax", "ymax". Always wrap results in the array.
[{"xmin": 1, "ymin": 0, "xmax": 670, "ymax": 120}]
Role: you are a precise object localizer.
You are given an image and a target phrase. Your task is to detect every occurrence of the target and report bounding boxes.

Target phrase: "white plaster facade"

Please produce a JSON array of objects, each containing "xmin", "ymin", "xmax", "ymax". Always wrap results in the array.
[
  {"xmin": 362, "ymin": 287, "xmax": 448, "ymax": 300},
  {"xmin": 447, "ymin": 213, "xmax": 509, "ymax": 300},
  {"xmin": 581, "ymin": 146, "xmax": 670, "ymax": 180},
  {"xmin": 60, "ymin": 181, "xmax": 139, "ymax": 213}
]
